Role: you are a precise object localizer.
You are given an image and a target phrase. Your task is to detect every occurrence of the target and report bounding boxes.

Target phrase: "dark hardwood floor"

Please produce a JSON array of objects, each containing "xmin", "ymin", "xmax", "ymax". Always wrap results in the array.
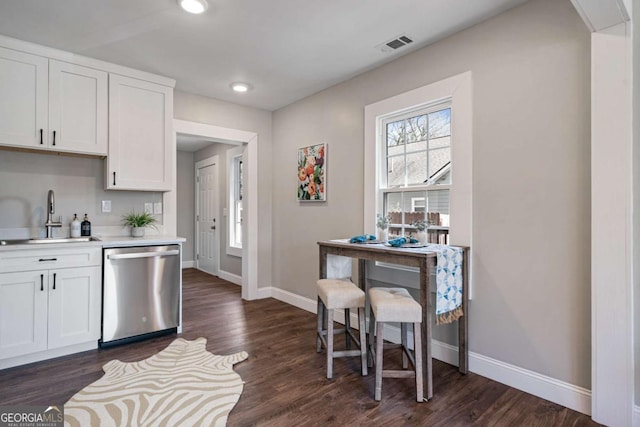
[{"xmin": 0, "ymin": 269, "xmax": 598, "ymax": 426}]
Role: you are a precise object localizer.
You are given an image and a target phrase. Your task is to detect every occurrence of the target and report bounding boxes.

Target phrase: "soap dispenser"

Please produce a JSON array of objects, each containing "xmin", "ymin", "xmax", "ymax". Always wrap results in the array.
[
  {"xmin": 70, "ymin": 214, "xmax": 81, "ymax": 238},
  {"xmin": 81, "ymin": 214, "xmax": 91, "ymax": 237}
]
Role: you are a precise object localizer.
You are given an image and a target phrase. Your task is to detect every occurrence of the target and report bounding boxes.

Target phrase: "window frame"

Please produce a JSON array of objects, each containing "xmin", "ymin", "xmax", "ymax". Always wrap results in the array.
[
  {"xmin": 379, "ymin": 102, "xmax": 452, "ymax": 238},
  {"xmin": 227, "ymin": 145, "xmax": 244, "ymax": 257},
  {"xmin": 363, "ymin": 72, "xmax": 472, "ymax": 286}
]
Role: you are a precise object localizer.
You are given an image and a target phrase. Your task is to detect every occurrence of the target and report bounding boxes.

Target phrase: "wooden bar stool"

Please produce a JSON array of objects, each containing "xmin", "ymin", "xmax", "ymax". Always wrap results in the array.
[
  {"xmin": 368, "ymin": 287, "xmax": 423, "ymax": 402},
  {"xmin": 316, "ymin": 279, "xmax": 367, "ymax": 379}
]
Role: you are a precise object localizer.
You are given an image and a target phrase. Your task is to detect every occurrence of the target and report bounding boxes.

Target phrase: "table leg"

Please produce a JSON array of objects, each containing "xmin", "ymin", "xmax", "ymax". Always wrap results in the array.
[
  {"xmin": 358, "ymin": 259, "xmax": 366, "ymax": 291},
  {"xmin": 458, "ymin": 247, "xmax": 469, "ymax": 374},
  {"xmin": 319, "ymin": 247, "xmax": 328, "ymax": 280},
  {"xmin": 358, "ymin": 259, "xmax": 370, "ymax": 341},
  {"xmin": 420, "ymin": 258, "xmax": 433, "ymax": 400}
]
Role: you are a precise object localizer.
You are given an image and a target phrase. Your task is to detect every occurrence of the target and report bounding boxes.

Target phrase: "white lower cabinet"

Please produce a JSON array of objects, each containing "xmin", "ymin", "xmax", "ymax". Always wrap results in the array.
[
  {"xmin": 0, "ymin": 247, "xmax": 102, "ymax": 367},
  {"xmin": 47, "ymin": 266, "xmax": 101, "ymax": 350},
  {"xmin": 0, "ymin": 271, "xmax": 48, "ymax": 359}
]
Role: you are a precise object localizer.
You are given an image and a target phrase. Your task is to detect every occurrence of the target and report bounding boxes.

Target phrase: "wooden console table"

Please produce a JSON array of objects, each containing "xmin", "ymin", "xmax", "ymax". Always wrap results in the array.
[{"xmin": 318, "ymin": 239, "xmax": 469, "ymax": 400}]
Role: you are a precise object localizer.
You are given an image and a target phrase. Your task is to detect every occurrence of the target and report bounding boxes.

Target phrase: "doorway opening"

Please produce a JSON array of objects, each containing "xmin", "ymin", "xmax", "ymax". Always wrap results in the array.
[{"xmin": 174, "ymin": 119, "xmax": 259, "ymax": 300}]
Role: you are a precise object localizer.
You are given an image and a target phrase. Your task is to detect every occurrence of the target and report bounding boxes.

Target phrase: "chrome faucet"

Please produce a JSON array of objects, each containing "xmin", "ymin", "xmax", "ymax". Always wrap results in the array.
[{"xmin": 45, "ymin": 189, "xmax": 62, "ymax": 238}]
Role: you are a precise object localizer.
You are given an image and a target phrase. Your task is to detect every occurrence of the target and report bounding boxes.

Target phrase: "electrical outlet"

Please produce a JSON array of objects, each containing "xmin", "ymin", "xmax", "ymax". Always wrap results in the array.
[
  {"xmin": 153, "ymin": 202, "xmax": 162, "ymax": 215},
  {"xmin": 144, "ymin": 203, "xmax": 153, "ymax": 214},
  {"xmin": 101, "ymin": 200, "xmax": 112, "ymax": 213}
]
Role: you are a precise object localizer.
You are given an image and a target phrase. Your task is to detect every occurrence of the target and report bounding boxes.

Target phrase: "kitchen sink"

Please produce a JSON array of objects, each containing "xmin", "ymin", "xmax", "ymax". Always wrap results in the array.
[{"xmin": 0, "ymin": 237, "xmax": 101, "ymax": 246}]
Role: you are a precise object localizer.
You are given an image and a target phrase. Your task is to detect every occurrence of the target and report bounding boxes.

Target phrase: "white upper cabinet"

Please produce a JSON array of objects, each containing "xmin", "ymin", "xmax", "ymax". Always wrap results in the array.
[
  {"xmin": 0, "ymin": 46, "xmax": 48, "ymax": 148},
  {"xmin": 0, "ymin": 35, "xmax": 175, "ymax": 191},
  {"xmin": 49, "ymin": 60, "xmax": 108, "ymax": 155},
  {"xmin": 106, "ymin": 74, "xmax": 173, "ymax": 191},
  {"xmin": 0, "ymin": 47, "xmax": 108, "ymax": 155}
]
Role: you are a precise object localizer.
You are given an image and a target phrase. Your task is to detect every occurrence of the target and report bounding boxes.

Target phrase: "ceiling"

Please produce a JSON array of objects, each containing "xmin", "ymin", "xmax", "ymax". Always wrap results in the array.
[{"xmin": 0, "ymin": 0, "xmax": 527, "ymax": 112}]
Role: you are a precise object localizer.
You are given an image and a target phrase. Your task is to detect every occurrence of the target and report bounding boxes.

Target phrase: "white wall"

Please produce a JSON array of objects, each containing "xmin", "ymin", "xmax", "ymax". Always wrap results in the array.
[
  {"xmin": 173, "ymin": 91, "xmax": 272, "ymax": 287},
  {"xmin": 625, "ymin": 1, "xmax": 640, "ymax": 414},
  {"xmin": 633, "ymin": 0, "xmax": 640, "ymax": 410},
  {"xmin": 0, "ymin": 150, "xmax": 162, "ymax": 237},
  {"xmin": 590, "ymin": 21, "xmax": 633, "ymax": 425},
  {"xmin": 177, "ymin": 150, "xmax": 195, "ymax": 263},
  {"xmin": 271, "ymin": 0, "xmax": 591, "ymax": 390}
]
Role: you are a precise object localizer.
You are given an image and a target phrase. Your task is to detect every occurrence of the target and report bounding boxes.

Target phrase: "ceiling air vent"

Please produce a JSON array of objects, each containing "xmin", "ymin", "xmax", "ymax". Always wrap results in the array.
[{"xmin": 377, "ymin": 34, "xmax": 414, "ymax": 53}]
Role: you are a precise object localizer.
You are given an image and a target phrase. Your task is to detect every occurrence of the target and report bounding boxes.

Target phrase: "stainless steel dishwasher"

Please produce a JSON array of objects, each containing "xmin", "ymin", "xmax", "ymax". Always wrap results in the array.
[{"xmin": 101, "ymin": 245, "xmax": 181, "ymax": 346}]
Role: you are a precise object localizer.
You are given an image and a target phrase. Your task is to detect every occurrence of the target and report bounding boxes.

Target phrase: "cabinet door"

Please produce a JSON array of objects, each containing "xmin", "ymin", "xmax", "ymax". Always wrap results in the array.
[
  {"xmin": 47, "ymin": 266, "xmax": 101, "ymax": 349},
  {"xmin": 49, "ymin": 60, "xmax": 108, "ymax": 155},
  {"xmin": 0, "ymin": 271, "xmax": 48, "ymax": 359},
  {"xmin": 107, "ymin": 74, "xmax": 173, "ymax": 191},
  {"xmin": 0, "ymin": 47, "xmax": 48, "ymax": 149}
]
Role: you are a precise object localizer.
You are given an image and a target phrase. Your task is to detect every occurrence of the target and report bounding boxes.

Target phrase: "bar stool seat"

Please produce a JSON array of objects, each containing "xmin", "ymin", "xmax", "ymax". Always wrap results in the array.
[
  {"xmin": 316, "ymin": 279, "xmax": 367, "ymax": 379},
  {"xmin": 368, "ymin": 287, "xmax": 423, "ymax": 402}
]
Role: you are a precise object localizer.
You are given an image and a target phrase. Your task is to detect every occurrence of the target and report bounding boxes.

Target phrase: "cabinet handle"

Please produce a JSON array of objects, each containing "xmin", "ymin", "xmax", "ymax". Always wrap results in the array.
[
  {"xmin": 40, "ymin": 274, "xmax": 43, "ymax": 291},
  {"xmin": 113, "ymin": 171, "xmax": 116, "ymax": 186},
  {"xmin": 40, "ymin": 129, "xmax": 43, "ymax": 145},
  {"xmin": 39, "ymin": 258, "xmax": 57, "ymax": 262},
  {"xmin": 52, "ymin": 130, "xmax": 56, "ymax": 146},
  {"xmin": 53, "ymin": 273, "xmax": 56, "ymax": 290}
]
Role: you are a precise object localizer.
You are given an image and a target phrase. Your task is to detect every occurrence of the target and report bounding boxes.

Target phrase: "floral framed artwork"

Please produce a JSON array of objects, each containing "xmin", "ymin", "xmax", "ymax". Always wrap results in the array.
[{"xmin": 297, "ymin": 143, "xmax": 326, "ymax": 201}]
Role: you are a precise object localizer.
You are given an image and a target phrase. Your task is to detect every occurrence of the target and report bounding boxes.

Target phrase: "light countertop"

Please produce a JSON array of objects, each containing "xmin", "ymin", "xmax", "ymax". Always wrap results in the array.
[
  {"xmin": 0, "ymin": 235, "xmax": 185, "ymax": 252},
  {"xmin": 97, "ymin": 235, "xmax": 186, "ymax": 247}
]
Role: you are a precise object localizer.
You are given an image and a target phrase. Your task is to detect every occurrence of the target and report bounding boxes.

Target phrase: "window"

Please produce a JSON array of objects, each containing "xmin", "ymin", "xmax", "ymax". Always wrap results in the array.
[
  {"xmin": 227, "ymin": 146, "xmax": 243, "ymax": 256},
  {"xmin": 382, "ymin": 105, "xmax": 451, "ymax": 243},
  {"xmin": 364, "ymin": 72, "xmax": 472, "ymax": 277}
]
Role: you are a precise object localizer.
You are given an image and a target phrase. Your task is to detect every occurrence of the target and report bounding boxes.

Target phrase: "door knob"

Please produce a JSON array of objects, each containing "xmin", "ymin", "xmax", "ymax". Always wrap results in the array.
[{"xmin": 211, "ymin": 226, "xmax": 216, "ymax": 230}]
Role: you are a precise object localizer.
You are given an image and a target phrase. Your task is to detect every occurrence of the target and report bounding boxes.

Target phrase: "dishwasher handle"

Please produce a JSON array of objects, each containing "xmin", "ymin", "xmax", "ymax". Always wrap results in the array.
[{"xmin": 107, "ymin": 250, "xmax": 180, "ymax": 260}]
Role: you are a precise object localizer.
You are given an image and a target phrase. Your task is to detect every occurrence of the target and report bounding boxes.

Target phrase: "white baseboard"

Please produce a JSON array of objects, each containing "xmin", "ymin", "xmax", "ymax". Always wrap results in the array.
[
  {"xmin": 472, "ymin": 351, "xmax": 590, "ymax": 415},
  {"xmin": 256, "ymin": 286, "xmax": 272, "ymax": 299},
  {"xmin": 218, "ymin": 269, "xmax": 242, "ymax": 286},
  {"xmin": 182, "ymin": 260, "xmax": 195, "ymax": 269},
  {"xmin": 267, "ymin": 286, "xmax": 592, "ymax": 416},
  {"xmin": 270, "ymin": 287, "xmax": 317, "ymax": 312},
  {"xmin": 633, "ymin": 405, "xmax": 640, "ymax": 427},
  {"xmin": 0, "ymin": 341, "xmax": 97, "ymax": 370},
  {"xmin": 432, "ymin": 340, "xmax": 461, "ymax": 366}
]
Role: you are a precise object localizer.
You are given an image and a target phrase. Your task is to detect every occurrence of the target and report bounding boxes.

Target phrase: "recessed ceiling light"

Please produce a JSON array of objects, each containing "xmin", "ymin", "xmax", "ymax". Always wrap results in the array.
[
  {"xmin": 231, "ymin": 82, "xmax": 251, "ymax": 93},
  {"xmin": 178, "ymin": 0, "xmax": 208, "ymax": 14}
]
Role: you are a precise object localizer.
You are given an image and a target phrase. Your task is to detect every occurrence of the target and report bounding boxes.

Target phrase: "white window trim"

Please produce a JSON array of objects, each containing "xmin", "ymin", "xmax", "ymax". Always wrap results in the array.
[
  {"xmin": 227, "ymin": 145, "xmax": 244, "ymax": 257},
  {"xmin": 411, "ymin": 197, "xmax": 425, "ymax": 212},
  {"xmin": 364, "ymin": 72, "xmax": 473, "ymax": 294}
]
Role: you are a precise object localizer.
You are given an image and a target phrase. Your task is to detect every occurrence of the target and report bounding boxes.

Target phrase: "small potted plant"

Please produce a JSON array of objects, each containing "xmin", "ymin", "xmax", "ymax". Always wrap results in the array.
[
  {"xmin": 376, "ymin": 213, "xmax": 392, "ymax": 242},
  {"xmin": 411, "ymin": 219, "xmax": 432, "ymax": 244},
  {"xmin": 122, "ymin": 211, "xmax": 157, "ymax": 237}
]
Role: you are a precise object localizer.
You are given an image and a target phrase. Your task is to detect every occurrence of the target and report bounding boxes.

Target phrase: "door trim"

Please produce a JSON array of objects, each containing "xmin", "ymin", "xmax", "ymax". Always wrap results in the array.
[
  {"xmin": 173, "ymin": 119, "xmax": 260, "ymax": 300},
  {"xmin": 195, "ymin": 155, "xmax": 220, "ymax": 276}
]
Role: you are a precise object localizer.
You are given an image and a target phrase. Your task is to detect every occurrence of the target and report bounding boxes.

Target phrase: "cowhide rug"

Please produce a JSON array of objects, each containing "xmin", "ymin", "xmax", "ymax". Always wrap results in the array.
[{"xmin": 64, "ymin": 337, "xmax": 248, "ymax": 427}]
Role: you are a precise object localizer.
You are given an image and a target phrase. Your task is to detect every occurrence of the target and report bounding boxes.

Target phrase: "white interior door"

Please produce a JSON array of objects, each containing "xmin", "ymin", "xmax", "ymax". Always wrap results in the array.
[{"xmin": 196, "ymin": 160, "xmax": 219, "ymax": 275}]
